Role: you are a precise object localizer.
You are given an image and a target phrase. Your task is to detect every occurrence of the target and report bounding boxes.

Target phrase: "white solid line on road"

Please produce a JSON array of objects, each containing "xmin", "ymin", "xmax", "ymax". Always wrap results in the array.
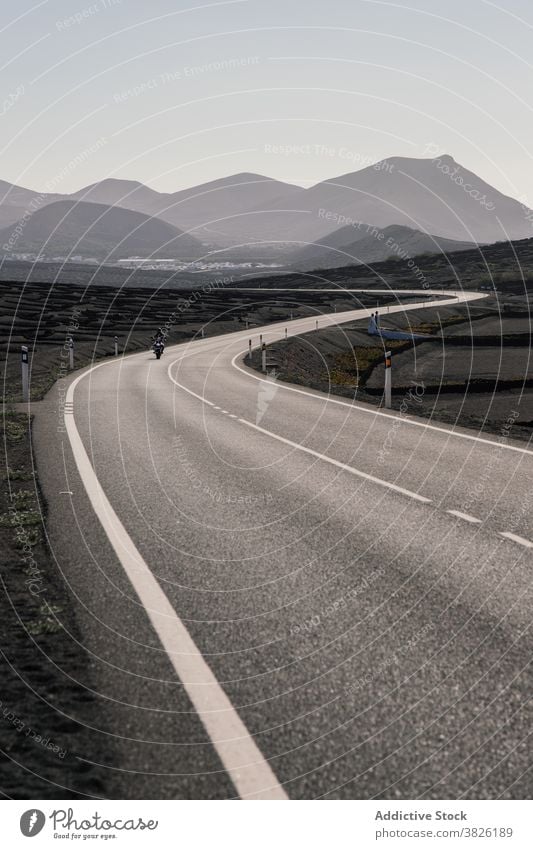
[
  {"xmin": 447, "ymin": 510, "xmax": 482, "ymax": 524},
  {"xmin": 64, "ymin": 366, "xmax": 287, "ymax": 801},
  {"xmin": 167, "ymin": 361, "xmax": 432, "ymax": 504},
  {"xmin": 499, "ymin": 531, "xmax": 533, "ymax": 549}
]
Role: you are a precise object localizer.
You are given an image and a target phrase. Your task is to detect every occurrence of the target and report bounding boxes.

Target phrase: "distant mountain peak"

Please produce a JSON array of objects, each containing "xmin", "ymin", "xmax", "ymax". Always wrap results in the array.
[
  {"xmin": 432, "ymin": 153, "xmax": 456, "ymax": 164},
  {"xmin": 193, "ymin": 171, "xmax": 296, "ymax": 188},
  {"xmin": 231, "ymin": 172, "xmax": 274, "ymax": 180},
  {"xmin": 96, "ymin": 177, "xmax": 145, "ymax": 187},
  {"xmin": 73, "ymin": 177, "xmax": 150, "ymax": 193}
]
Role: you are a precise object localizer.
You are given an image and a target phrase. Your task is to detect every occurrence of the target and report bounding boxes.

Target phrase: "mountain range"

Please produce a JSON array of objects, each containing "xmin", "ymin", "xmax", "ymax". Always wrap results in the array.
[
  {"xmin": 1, "ymin": 155, "xmax": 531, "ymax": 266},
  {"xmin": 241, "ymin": 155, "xmax": 529, "ymax": 247}
]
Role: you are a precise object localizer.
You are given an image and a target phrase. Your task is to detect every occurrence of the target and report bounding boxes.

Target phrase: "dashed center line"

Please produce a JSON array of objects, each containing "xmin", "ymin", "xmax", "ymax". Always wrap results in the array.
[
  {"xmin": 499, "ymin": 531, "xmax": 533, "ymax": 549},
  {"xmin": 447, "ymin": 510, "xmax": 482, "ymax": 524},
  {"xmin": 168, "ymin": 361, "xmax": 533, "ymax": 551},
  {"xmin": 237, "ymin": 418, "xmax": 432, "ymax": 503},
  {"xmin": 168, "ymin": 359, "xmax": 431, "ymax": 504}
]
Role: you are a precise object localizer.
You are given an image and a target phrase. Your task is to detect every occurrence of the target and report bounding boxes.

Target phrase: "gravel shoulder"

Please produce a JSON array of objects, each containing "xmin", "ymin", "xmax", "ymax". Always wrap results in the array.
[{"xmin": 0, "ymin": 407, "xmax": 109, "ymax": 798}]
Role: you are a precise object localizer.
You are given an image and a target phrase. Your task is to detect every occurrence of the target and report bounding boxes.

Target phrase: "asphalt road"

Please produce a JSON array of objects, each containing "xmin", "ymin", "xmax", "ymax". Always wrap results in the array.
[{"xmin": 33, "ymin": 290, "xmax": 532, "ymax": 799}]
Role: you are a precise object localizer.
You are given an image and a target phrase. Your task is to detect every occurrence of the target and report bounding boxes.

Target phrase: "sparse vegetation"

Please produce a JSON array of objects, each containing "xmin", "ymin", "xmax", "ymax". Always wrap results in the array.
[
  {"xmin": 327, "ymin": 341, "xmax": 408, "ymax": 387},
  {"xmin": 406, "ymin": 314, "xmax": 468, "ymax": 335},
  {"xmin": 0, "ymin": 509, "xmax": 41, "ymax": 528},
  {"xmin": 3, "ymin": 416, "xmax": 27, "ymax": 443},
  {"xmin": 4, "ymin": 467, "xmax": 35, "ymax": 482},
  {"xmin": 25, "ymin": 603, "xmax": 64, "ymax": 637}
]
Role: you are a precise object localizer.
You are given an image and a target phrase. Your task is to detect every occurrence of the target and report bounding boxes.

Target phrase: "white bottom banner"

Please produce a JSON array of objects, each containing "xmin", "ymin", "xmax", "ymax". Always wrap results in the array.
[{"xmin": 3, "ymin": 799, "xmax": 531, "ymax": 848}]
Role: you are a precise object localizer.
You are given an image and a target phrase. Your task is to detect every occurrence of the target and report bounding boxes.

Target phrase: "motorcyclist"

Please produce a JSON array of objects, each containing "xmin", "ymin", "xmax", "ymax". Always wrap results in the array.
[{"xmin": 152, "ymin": 328, "xmax": 165, "ymax": 357}]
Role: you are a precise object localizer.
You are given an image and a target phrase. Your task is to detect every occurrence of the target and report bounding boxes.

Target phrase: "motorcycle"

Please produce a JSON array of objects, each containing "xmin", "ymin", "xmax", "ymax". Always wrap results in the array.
[{"xmin": 152, "ymin": 339, "xmax": 165, "ymax": 359}]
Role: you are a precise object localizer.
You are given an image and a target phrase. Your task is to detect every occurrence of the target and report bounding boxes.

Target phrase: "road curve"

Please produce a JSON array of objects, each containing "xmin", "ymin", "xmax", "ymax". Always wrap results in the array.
[{"xmin": 33, "ymin": 289, "xmax": 533, "ymax": 800}]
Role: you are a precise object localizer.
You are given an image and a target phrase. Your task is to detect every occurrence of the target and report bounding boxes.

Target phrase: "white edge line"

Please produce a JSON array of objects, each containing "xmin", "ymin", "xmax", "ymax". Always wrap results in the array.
[{"xmin": 64, "ymin": 366, "xmax": 287, "ymax": 801}]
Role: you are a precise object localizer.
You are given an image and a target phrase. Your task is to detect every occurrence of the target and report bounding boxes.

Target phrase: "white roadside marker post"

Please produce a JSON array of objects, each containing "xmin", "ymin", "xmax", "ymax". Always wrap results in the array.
[
  {"xmin": 384, "ymin": 350, "xmax": 392, "ymax": 409},
  {"xmin": 68, "ymin": 337, "xmax": 74, "ymax": 370},
  {"xmin": 114, "ymin": 335, "xmax": 118, "ymax": 356},
  {"xmin": 248, "ymin": 338, "xmax": 252, "ymax": 360},
  {"xmin": 201, "ymin": 327, "xmax": 205, "ymax": 338},
  {"xmin": 261, "ymin": 343, "xmax": 267, "ymax": 374},
  {"xmin": 259, "ymin": 333, "xmax": 263, "ymax": 346},
  {"xmin": 21, "ymin": 346, "xmax": 29, "ymax": 402}
]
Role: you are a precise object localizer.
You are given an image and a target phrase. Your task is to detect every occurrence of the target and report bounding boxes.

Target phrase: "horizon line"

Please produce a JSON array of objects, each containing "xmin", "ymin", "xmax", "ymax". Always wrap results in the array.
[{"xmin": 1, "ymin": 152, "xmax": 462, "ymax": 198}]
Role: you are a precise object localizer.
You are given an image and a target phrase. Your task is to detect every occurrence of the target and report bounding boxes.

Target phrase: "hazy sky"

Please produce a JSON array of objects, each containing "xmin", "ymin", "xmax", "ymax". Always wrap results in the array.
[{"xmin": 3, "ymin": 0, "xmax": 533, "ymax": 203}]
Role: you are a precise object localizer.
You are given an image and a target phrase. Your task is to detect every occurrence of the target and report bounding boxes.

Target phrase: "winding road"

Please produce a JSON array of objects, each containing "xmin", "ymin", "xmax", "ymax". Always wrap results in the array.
[{"xmin": 33, "ymin": 289, "xmax": 533, "ymax": 799}]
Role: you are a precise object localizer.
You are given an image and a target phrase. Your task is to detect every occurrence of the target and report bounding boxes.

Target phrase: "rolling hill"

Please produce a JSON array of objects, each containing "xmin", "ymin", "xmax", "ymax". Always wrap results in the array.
[
  {"xmin": 0, "ymin": 180, "xmax": 61, "ymax": 229},
  {"xmin": 70, "ymin": 179, "xmax": 165, "ymax": 216},
  {"xmin": 0, "ymin": 200, "xmax": 204, "ymax": 260},
  {"xmin": 152, "ymin": 172, "xmax": 302, "ymax": 237},
  {"xmin": 291, "ymin": 223, "xmax": 478, "ymax": 270}
]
